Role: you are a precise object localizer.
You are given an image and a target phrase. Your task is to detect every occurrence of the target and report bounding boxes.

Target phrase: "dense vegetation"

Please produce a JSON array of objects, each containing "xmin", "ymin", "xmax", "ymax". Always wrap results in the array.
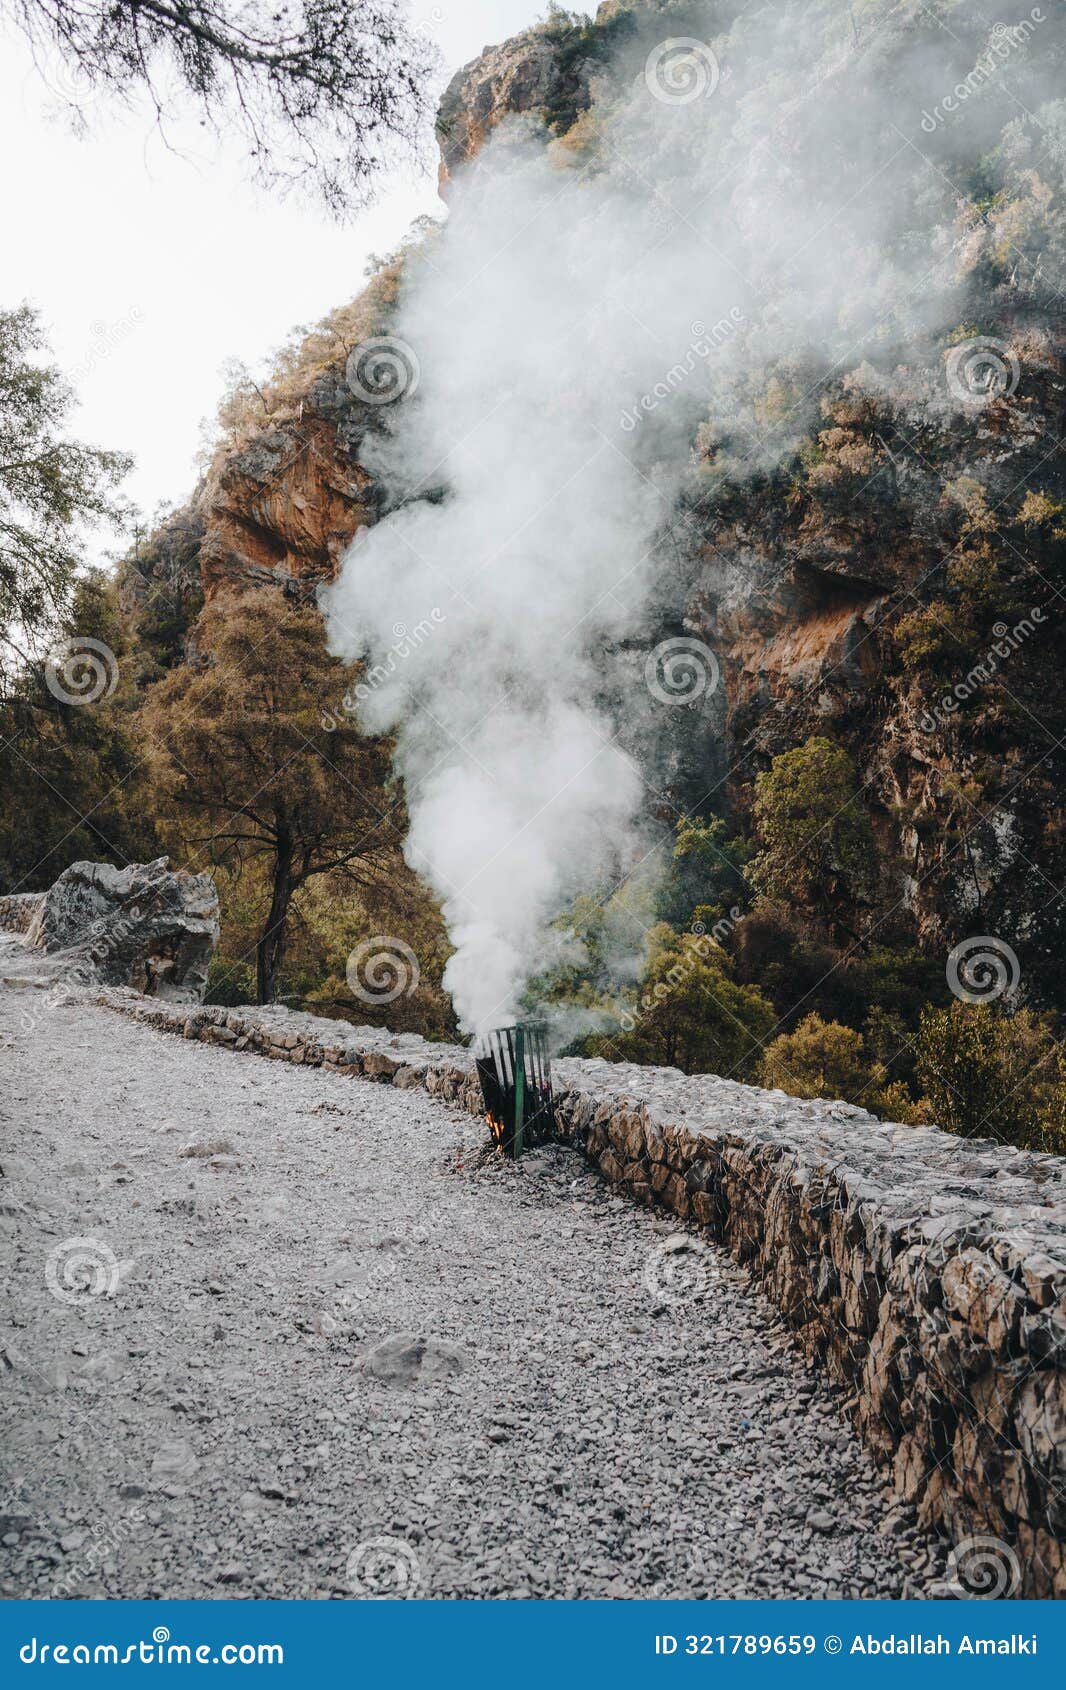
[{"xmin": 561, "ymin": 744, "xmax": 1066, "ymax": 1153}]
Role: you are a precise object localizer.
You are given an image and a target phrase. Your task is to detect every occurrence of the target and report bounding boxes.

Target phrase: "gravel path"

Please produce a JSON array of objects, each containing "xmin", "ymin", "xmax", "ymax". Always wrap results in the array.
[{"xmin": 0, "ymin": 953, "xmax": 948, "ymax": 1599}]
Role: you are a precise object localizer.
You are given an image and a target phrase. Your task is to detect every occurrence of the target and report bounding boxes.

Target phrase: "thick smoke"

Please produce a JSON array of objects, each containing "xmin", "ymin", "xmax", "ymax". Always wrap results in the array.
[
  {"xmin": 324, "ymin": 137, "xmax": 705, "ymax": 1035},
  {"xmin": 324, "ymin": 0, "xmax": 1062, "ymax": 1036}
]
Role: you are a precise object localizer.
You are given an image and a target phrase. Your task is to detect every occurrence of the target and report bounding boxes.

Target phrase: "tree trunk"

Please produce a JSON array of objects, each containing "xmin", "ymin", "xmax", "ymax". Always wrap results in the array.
[{"xmin": 257, "ymin": 826, "xmax": 294, "ymax": 1003}]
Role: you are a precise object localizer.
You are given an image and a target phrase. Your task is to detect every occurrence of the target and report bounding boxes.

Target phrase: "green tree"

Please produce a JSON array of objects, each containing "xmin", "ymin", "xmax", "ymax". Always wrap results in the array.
[
  {"xmin": 600, "ymin": 923, "xmax": 775, "ymax": 1078},
  {"xmin": 914, "ymin": 1002, "xmax": 1058, "ymax": 1149},
  {"xmin": 662, "ymin": 813, "xmax": 752, "ymax": 929},
  {"xmin": 142, "ymin": 587, "xmax": 403, "ymax": 1003},
  {"xmin": 0, "ymin": 571, "xmax": 156, "ymax": 889},
  {"xmin": 761, "ymin": 1012, "xmax": 873, "ymax": 1101},
  {"xmin": 1, "ymin": 304, "xmax": 129, "ymax": 676},
  {"xmin": 1034, "ymin": 1048, "xmax": 1066, "ymax": 1157},
  {"xmin": 751, "ymin": 736, "xmax": 876, "ymax": 940}
]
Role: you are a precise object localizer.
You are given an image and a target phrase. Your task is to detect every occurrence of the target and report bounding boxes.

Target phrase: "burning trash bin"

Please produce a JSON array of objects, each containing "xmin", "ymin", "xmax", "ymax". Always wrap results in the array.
[{"xmin": 474, "ymin": 1021, "xmax": 555, "ymax": 1158}]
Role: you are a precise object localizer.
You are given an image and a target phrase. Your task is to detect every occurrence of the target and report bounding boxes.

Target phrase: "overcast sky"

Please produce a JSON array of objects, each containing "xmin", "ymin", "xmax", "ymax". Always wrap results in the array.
[{"xmin": 0, "ymin": 1, "xmax": 539, "ymax": 541}]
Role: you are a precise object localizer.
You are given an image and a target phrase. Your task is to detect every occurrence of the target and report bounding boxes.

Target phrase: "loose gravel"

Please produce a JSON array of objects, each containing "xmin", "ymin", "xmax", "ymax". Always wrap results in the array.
[{"xmin": 0, "ymin": 952, "xmax": 950, "ymax": 1599}]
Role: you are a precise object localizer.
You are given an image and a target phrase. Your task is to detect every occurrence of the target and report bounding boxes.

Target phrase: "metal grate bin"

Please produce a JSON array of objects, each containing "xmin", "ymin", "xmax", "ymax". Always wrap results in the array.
[{"xmin": 474, "ymin": 1022, "xmax": 555, "ymax": 1158}]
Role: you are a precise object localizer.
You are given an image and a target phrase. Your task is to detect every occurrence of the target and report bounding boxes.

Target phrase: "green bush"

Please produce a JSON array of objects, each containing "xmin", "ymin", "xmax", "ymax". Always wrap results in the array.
[
  {"xmin": 593, "ymin": 924, "xmax": 775, "ymax": 1079},
  {"xmin": 914, "ymin": 1003, "xmax": 1065, "ymax": 1151},
  {"xmin": 761, "ymin": 1012, "xmax": 873, "ymax": 1102},
  {"xmin": 204, "ymin": 955, "xmax": 257, "ymax": 1007},
  {"xmin": 751, "ymin": 737, "xmax": 877, "ymax": 939}
]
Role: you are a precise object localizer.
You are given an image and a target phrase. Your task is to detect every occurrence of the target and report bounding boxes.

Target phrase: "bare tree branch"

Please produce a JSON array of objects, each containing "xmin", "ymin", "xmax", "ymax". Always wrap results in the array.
[{"xmin": 7, "ymin": 0, "xmax": 440, "ymax": 213}]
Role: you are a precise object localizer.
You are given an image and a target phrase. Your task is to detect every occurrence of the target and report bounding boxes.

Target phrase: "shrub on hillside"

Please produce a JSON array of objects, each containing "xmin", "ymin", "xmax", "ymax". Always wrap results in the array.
[
  {"xmin": 593, "ymin": 924, "xmax": 775, "ymax": 1079},
  {"xmin": 914, "ymin": 1003, "xmax": 1066, "ymax": 1153}
]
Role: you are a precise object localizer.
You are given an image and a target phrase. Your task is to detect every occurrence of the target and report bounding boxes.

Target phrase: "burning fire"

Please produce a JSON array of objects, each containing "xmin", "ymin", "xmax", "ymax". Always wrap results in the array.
[{"xmin": 476, "ymin": 1022, "xmax": 555, "ymax": 1159}]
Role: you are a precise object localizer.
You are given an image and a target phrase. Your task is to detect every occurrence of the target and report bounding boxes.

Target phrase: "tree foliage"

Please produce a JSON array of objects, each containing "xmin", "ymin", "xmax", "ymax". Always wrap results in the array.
[
  {"xmin": 141, "ymin": 587, "xmax": 404, "ymax": 1001},
  {"xmin": 914, "ymin": 1003, "xmax": 1066, "ymax": 1153},
  {"xmin": 599, "ymin": 923, "xmax": 775, "ymax": 1079},
  {"xmin": 661, "ymin": 813, "xmax": 751, "ymax": 929},
  {"xmin": 751, "ymin": 736, "xmax": 876, "ymax": 939},
  {"xmin": 0, "ymin": 572, "xmax": 157, "ymax": 888},
  {"xmin": 8, "ymin": 0, "xmax": 438, "ymax": 211},
  {"xmin": 761, "ymin": 1012, "xmax": 872, "ymax": 1102},
  {"xmin": 0, "ymin": 304, "xmax": 129, "ymax": 677},
  {"xmin": 758, "ymin": 1010, "xmax": 921, "ymax": 1120}
]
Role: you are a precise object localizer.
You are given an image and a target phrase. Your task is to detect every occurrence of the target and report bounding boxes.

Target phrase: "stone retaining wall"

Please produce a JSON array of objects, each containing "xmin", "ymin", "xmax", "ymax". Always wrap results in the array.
[
  {"xmin": 0, "ymin": 893, "xmax": 43, "ymax": 934},
  {"xmin": 97, "ymin": 991, "xmax": 1066, "ymax": 1597}
]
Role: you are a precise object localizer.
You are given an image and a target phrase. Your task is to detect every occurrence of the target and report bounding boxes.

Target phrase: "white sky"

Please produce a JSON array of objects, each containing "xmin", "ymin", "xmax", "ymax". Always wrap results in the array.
[{"xmin": 0, "ymin": 1, "xmax": 539, "ymax": 540}]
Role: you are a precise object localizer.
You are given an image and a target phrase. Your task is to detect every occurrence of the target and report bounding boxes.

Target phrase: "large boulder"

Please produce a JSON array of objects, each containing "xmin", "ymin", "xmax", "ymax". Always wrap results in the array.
[{"xmin": 26, "ymin": 858, "xmax": 219, "ymax": 1002}]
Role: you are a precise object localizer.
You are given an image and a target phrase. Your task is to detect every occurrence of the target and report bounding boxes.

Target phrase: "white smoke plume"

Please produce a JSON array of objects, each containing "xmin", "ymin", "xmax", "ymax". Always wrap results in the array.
[
  {"xmin": 323, "ymin": 0, "xmax": 1062, "ymax": 1036},
  {"xmin": 324, "ymin": 138, "xmax": 701, "ymax": 1035}
]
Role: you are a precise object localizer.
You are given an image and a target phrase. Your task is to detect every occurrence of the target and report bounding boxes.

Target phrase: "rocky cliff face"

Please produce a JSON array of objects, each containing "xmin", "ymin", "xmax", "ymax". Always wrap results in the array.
[
  {"xmin": 196, "ymin": 379, "xmax": 381, "ymax": 603},
  {"xmin": 436, "ymin": 29, "xmax": 561, "ymax": 192},
  {"xmin": 129, "ymin": 0, "xmax": 1066, "ymax": 1007},
  {"xmin": 126, "ymin": 382, "xmax": 378, "ymax": 619},
  {"xmin": 684, "ymin": 337, "xmax": 1066, "ymax": 988},
  {"xmin": 120, "ymin": 7, "xmax": 639, "ymax": 625}
]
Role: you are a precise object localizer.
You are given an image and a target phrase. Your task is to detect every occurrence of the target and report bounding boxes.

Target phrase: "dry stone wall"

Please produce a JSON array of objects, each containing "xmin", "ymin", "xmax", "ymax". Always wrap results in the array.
[
  {"xmin": 0, "ymin": 893, "xmax": 43, "ymax": 934},
  {"xmin": 92, "ymin": 991, "xmax": 1066, "ymax": 1597}
]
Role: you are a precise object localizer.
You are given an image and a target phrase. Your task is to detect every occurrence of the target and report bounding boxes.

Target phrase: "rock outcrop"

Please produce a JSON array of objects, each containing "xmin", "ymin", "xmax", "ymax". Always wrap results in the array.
[
  {"xmin": 436, "ymin": 30, "xmax": 562, "ymax": 191},
  {"xmin": 16, "ymin": 859, "xmax": 219, "ymax": 1001},
  {"xmin": 196, "ymin": 392, "xmax": 378, "ymax": 604}
]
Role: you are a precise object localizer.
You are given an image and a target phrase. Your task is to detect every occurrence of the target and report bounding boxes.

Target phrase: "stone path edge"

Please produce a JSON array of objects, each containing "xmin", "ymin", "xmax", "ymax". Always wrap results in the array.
[{"xmin": 94, "ymin": 989, "xmax": 1066, "ymax": 1597}]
